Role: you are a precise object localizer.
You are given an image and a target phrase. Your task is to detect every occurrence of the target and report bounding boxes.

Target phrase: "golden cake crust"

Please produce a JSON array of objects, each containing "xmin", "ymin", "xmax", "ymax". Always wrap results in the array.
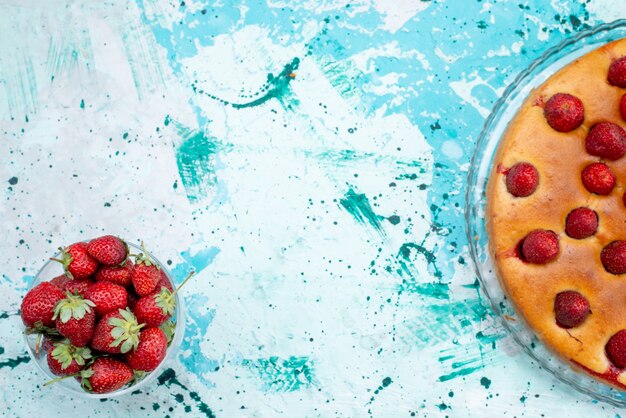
[{"xmin": 486, "ymin": 38, "xmax": 626, "ymax": 384}]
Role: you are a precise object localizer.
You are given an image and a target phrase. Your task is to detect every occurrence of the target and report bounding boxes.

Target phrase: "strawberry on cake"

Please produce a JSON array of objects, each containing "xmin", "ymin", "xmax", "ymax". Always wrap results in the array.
[{"xmin": 487, "ymin": 38, "xmax": 626, "ymax": 388}]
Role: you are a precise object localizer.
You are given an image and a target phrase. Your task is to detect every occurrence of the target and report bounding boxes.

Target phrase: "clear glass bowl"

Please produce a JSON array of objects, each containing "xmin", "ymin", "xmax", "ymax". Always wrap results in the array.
[
  {"xmin": 466, "ymin": 20, "xmax": 626, "ymax": 406},
  {"xmin": 23, "ymin": 241, "xmax": 185, "ymax": 399}
]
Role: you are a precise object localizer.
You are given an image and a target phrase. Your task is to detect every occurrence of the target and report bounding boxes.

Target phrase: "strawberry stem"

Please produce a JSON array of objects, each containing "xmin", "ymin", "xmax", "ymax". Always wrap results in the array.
[
  {"xmin": 50, "ymin": 257, "xmax": 64, "ymax": 263},
  {"xmin": 35, "ymin": 334, "xmax": 43, "ymax": 356},
  {"xmin": 171, "ymin": 271, "xmax": 195, "ymax": 298},
  {"xmin": 131, "ymin": 324, "xmax": 145, "ymax": 333},
  {"xmin": 43, "ymin": 374, "xmax": 76, "ymax": 386}
]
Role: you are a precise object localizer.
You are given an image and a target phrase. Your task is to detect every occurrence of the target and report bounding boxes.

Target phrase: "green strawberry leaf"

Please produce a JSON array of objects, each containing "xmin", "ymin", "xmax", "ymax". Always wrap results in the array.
[
  {"xmin": 107, "ymin": 308, "xmax": 143, "ymax": 353},
  {"xmin": 53, "ymin": 293, "xmax": 94, "ymax": 323},
  {"xmin": 154, "ymin": 288, "xmax": 176, "ymax": 317},
  {"xmin": 160, "ymin": 320, "xmax": 176, "ymax": 344},
  {"xmin": 51, "ymin": 341, "xmax": 93, "ymax": 370}
]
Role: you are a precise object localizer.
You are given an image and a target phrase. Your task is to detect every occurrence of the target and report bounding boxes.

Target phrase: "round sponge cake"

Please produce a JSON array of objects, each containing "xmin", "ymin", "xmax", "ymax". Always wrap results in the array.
[{"xmin": 487, "ymin": 38, "xmax": 626, "ymax": 387}]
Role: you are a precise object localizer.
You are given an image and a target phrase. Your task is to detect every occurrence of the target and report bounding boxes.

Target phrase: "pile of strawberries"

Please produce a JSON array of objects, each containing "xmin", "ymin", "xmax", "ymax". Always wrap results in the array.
[{"xmin": 20, "ymin": 236, "xmax": 187, "ymax": 394}]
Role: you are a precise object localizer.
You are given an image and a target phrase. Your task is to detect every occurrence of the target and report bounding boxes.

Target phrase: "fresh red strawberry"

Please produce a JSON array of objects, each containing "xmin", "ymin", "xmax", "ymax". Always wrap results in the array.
[
  {"xmin": 601, "ymin": 241, "xmax": 626, "ymax": 274},
  {"xmin": 554, "ymin": 291, "xmax": 590, "ymax": 328},
  {"xmin": 125, "ymin": 327, "xmax": 167, "ymax": 372},
  {"xmin": 51, "ymin": 242, "xmax": 99, "ymax": 279},
  {"xmin": 132, "ymin": 251, "xmax": 161, "ymax": 297},
  {"xmin": 64, "ymin": 277, "xmax": 95, "ymax": 297},
  {"xmin": 506, "ymin": 162, "xmax": 539, "ymax": 197},
  {"xmin": 581, "ymin": 162, "xmax": 615, "ymax": 195},
  {"xmin": 50, "ymin": 274, "xmax": 71, "ymax": 290},
  {"xmin": 127, "ymin": 290, "xmax": 139, "ymax": 311},
  {"xmin": 543, "ymin": 92, "xmax": 584, "ymax": 132},
  {"xmin": 95, "ymin": 260, "xmax": 133, "ymax": 287},
  {"xmin": 87, "ymin": 235, "xmax": 128, "ymax": 266},
  {"xmin": 53, "ymin": 292, "xmax": 96, "ymax": 347},
  {"xmin": 91, "ymin": 308, "xmax": 144, "ymax": 354},
  {"xmin": 157, "ymin": 269, "xmax": 173, "ymax": 292},
  {"xmin": 565, "ymin": 207, "xmax": 598, "ymax": 239},
  {"xmin": 20, "ymin": 282, "xmax": 65, "ymax": 329},
  {"xmin": 134, "ymin": 287, "xmax": 174, "ymax": 328},
  {"xmin": 134, "ymin": 271, "xmax": 192, "ymax": 327},
  {"xmin": 47, "ymin": 340, "xmax": 92, "ymax": 376},
  {"xmin": 608, "ymin": 56, "xmax": 626, "ymax": 87},
  {"xmin": 521, "ymin": 229, "xmax": 559, "ymax": 264},
  {"xmin": 585, "ymin": 122, "xmax": 626, "ymax": 160},
  {"xmin": 606, "ymin": 330, "xmax": 626, "ymax": 368},
  {"xmin": 78, "ymin": 357, "xmax": 134, "ymax": 394},
  {"xmin": 620, "ymin": 93, "xmax": 626, "ymax": 121},
  {"xmin": 84, "ymin": 282, "xmax": 128, "ymax": 317}
]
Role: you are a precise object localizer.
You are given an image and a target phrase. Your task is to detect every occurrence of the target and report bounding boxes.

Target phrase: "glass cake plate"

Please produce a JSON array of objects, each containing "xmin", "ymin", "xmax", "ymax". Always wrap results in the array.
[{"xmin": 466, "ymin": 19, "xmax": 626, "ymax": 406}]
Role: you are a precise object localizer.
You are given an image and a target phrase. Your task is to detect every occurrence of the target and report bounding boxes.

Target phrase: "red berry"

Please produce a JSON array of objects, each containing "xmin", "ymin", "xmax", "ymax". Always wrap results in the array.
[
  {"xmin": 95, "ymin": 260, "xmax": 134, "ymax": 287},
  {"xmin": 608, "ymin": 56, "xmax": 626, "ymax": 87},
  {"xmin": 585, "ymin": 122, "xmax": 626, "ymax": 160},
  {"xmin": 50, "ymin": 274, "xmax": 71, "ymax": 290},
  {"xmin": 565, "ymin": 207, "xmax": 598, "ymax": 239},
  {"xmin": 127, "ymin": 291, "xmax": 139, "ymax": 311},
  {"xmin": 601, "ymin": 241, "xmax": 626, "ymax": 274},
  {"xmin": 506, "ymin": 162, "xmax": 539, "ymax": 197},
  {"xmin": 157, "ymin": 269, "xmax": 174, "ymax": 292},
  {"xmin": 84, "ymin": 282, "xmax": 128, "ymax": 317},
  {"xmin": 520, "ymin": 229, "xmax": 559, "ymax": 264},
  {"xmin": 543, "ymin": 93, "xmax": 584, "ymax": 132},
  {"xmin": 53, "ymin": 242, "xmax": 99, "ymax": 279},
  {"xmin": 620, "ymin": 93, "xmax": 626, "ymax": 122},
  {"xmin": 132, "ymin": 263, "xmax": 161, "ymax": 297},
  {"xmin": 554, "ymin": 291, "xmax": 590, "ymax": 328},
  {"xmin": 91, "ymin": 308, "xmax": 142, "ymax": 354},
  {"xmin": 125, "ymin": 327, "xmax": 168, "ymax": 372},
  {"xmin": 79, "ymin": 357, "xmax": 134, "ymax": 394},
  {"xmin": 47, "ymin": 341, "xmax": 92, "ymax": 376},
  {"xmin": 581, "ymin": 162, "xmax": 616, "ymax": 195},
  {"xmin": 87, "ymin": 236, "xmax": 128, "ymax": 266},
  {"xmin": 53, "ymin": 293, "xmax": 97, "ymax": 347},
  {"xmin": 20, "ymin": 282, "xmax": 65, "ymax": 328},
  {"xmin": 606, "ymin": 330, "xmax": 626, "ymax": 368},
  {"xmin": 134, "ymin": 287, "xmax": 174, "ymax": 328},
  {"xmin": 64, "ymin": 277, "xmax": 94, "ymax": 297}
]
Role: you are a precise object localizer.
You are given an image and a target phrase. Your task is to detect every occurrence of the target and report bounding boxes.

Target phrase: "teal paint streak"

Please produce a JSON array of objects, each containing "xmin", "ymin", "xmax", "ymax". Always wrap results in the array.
[
  {"xmin": 0, "ymin": 354, "xmax": 30, "ymax": 369},
  {"xmin": 367, "ymin": 377, "xmax": 394, "ymax": 405},
  {"xmin": 397, "ymin": 243, "xmax": 442, "ymax": 280},
  {"xmin": 242, "ymin": 356, "xmax": 317, "ymax": 392},
  {"xmin": 157, "ymin": 368, "xmax": 216, "ymax": 418},
  {"xmin": 339, "ymin": 187, "xmax": 384, "ymax": 234},
  {"xmin": 198, "ymin": 58, "xmax": 300, "ymax": 110},
  {"xmin": 436, "ymin": 328, "xmax": 507, "ymax": 383},
  {"xmin": 437, "ymin": 365, "xmax": 483, "ymax": 382},
  {"xmin": 174, "ymin": 125, "xmax": 219, "ymax": 204},
  {"xmin": 399, "ymin": 298, "xmax": 491, "ymax": 349},
  {"xmin": 399, "ymin": 282, "xmax": 449, "ymax": 300},
  {"xmin": 79, "ymin": 99, "xmax": 84, "ymax": 109}
]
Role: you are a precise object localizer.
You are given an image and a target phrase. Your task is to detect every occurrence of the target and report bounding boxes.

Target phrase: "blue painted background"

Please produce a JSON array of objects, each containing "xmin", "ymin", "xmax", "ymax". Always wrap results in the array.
[{"xmin": 0, "ymin": 0, "xmax": 624, "ymax": 416}]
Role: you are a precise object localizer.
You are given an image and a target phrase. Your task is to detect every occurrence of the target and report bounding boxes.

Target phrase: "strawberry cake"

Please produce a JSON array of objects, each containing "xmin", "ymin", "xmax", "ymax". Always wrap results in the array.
[{"xmin": 487, "ymin": 38, "xmax": 626, "ymax": 388}]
